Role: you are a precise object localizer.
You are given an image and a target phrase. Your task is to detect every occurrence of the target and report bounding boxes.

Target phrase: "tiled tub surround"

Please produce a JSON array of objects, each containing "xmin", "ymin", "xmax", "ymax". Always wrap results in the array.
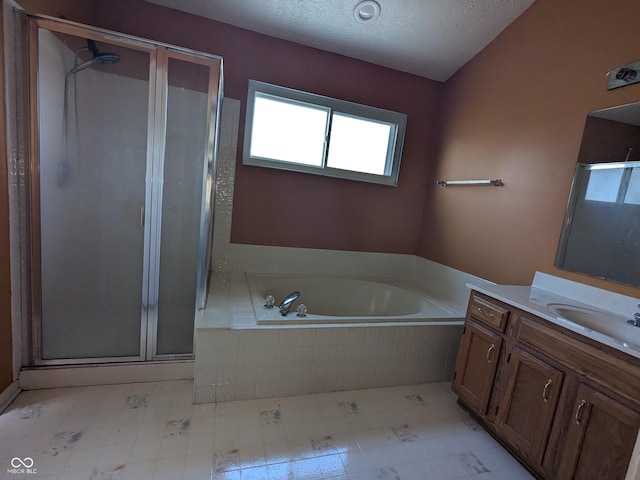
[
  {"xmin": 194, "ymin": 325, "xmax": 463, "ymax": 404},
  {"xmin": 204, "ymin": 247, "xmax": 493, "ymax": 331},
  {"xmin": 193, "ymin": 96, "xmax": 495, "ymax": 404},
  {"xmin": 194, "ymin": 246, "xmax": 493, "ymax": 404}
]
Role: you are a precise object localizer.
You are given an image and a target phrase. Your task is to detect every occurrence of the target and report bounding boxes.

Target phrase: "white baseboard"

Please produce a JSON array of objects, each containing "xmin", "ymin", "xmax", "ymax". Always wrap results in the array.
[
  {"xmin": 19, "ymin": 361, "xmax": 194, "ymax": 390},
  {"xmin": 0, "ymin": 380, "xmax": 21, "ymax": 413}
]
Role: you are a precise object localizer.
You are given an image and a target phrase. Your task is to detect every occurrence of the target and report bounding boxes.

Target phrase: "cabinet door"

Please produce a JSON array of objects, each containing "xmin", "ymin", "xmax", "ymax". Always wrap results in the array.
[
  {"xmin": 496, "ymin": 348, "xmax": 563, "ymax": 464},
  {"xmin": 558, "ymin": 383, "xmax": 640, "ymax": 480},
  {"xmin": 452, "ymin": 321, "xmax": 502, "ymax": 415}
]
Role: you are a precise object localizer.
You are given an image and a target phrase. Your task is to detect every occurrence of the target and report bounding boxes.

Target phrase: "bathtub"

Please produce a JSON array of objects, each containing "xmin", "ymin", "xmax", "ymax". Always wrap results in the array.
[
  {"xmin": 195, "ymin": 253, "xmax": 486, "ymax": 402},
  {"xmin": 246, "ymin": 273, "xmax": 462, "ymax": 325}
]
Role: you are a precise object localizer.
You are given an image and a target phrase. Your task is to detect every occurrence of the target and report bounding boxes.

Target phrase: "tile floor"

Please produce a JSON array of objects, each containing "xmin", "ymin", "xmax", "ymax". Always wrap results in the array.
[{"xmin": 0, "ymin": 380, "xmax": 534, "ymax": 480}]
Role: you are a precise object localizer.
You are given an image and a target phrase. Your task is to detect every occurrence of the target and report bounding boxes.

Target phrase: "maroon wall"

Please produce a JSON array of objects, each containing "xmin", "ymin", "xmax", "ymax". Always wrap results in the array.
[{"xmin": 19, "ymin": 0, "xmax": 444, "ymax": 254}]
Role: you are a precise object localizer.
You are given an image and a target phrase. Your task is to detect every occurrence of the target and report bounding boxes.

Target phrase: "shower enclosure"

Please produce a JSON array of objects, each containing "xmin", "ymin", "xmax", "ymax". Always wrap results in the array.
[{"xmin": 21, "ymin": 14, "xmax": 223, "ymax": 364}]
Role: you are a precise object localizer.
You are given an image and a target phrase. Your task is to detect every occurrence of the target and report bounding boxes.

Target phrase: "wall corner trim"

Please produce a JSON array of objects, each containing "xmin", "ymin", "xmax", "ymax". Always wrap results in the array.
[{"xmin": 0, "ymin": 380, "xmax": 20, "ymax": 413}]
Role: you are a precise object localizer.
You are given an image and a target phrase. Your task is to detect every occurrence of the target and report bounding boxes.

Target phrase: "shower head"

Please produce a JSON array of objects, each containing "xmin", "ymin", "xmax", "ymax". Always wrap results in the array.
[
  {"xmin": 67, "ymin": 39, "xmax": 120, "ymax": 75},
  {"xmin": 67, "ymin": 53, "xmax": 121, "ymax": 75},
  {"xmin": 67, "ymin": 53, "xmax": 120, "ymax": 75}
]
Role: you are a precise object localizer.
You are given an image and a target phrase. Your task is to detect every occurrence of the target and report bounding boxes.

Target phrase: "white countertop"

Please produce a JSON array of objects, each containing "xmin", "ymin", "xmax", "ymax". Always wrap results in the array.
[{"xmin": 467, "ymin": 272, "xmax": 640, "ymax": 360}]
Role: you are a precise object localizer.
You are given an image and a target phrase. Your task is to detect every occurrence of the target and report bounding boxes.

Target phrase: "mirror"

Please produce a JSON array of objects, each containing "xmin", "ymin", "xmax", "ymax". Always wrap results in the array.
[{"xmin": 555, "ymin": 102, "xmax": 640, "ymax": 287}]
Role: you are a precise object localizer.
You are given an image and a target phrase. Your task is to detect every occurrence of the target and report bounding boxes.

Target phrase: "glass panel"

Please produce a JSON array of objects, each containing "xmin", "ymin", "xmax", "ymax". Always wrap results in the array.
[
  {"xmin": 249, "ymin": 93, "xmax": 328, "ymax": 167},
  {"xmin": 155, "ymin": 57, "xmax": 210, "ymax": 355},
  {"xmin": 585, "ymin": 168, "xmax": 623, "ymax": 202},
  {"xmin": 38, "ymin": 29, "xmax": 149, "ymax": 359},
  {"xmin": 327, "ymin": 113, "xmax": 393, "ymax": 175},
  {"xmin": 557, "ymin": 162, "xmax": 640, "ymax": 287},
  {"xmin": 624, "ymin": 167, "xmax": 640, "ymax": 205}
]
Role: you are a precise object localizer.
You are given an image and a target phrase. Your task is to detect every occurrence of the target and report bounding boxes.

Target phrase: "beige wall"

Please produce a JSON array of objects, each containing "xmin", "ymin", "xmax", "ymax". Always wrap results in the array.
[
  {"xmin": 419, "ymin": 0, "xmax": 640, "ymax": 298},
  {"xmin": 0, "ymin": 3, "xmax": 14, "ymax": 392}
]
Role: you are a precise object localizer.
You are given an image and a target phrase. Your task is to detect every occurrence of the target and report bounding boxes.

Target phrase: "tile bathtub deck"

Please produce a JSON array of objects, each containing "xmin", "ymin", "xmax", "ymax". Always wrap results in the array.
[{"xmin": 0, "ymin": 381, "xmax": 534, "ymax": 480}]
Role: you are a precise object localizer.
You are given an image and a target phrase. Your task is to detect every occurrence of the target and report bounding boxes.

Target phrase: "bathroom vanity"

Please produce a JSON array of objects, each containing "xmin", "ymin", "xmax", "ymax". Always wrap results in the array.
[{"xmin": 452, "ymin": 273, "xmax": 640, "ymax": 480}]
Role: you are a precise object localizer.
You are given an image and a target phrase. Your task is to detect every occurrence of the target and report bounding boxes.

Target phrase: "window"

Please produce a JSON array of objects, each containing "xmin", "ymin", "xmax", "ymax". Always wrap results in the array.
[
  {"xmin": 243, "ymin": 80, "xmax": 407, "ymax": 186},
  {"xmin": 585, "ymin": 167, "xmax": 624, "ymax": 202},
  {"xmin": 584, "ymin": 162, "xmax": 640, "ymax": 204}
]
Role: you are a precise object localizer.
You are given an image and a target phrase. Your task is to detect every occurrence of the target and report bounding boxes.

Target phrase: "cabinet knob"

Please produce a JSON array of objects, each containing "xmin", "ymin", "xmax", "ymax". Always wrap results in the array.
[
  {"xmin": 486, "ymin": 344, "xmax": 496, "ymax": 363},
  {"xmin": 575, "ymin": 399, "xmax": 587, "ymax": 425},
  {"xmin": 478, "ymin": 307, "xmax": 495, "ymax": 318},
  {"xmin": 542, "ymin": 379, "xmax": 552, "ymax": 403}
]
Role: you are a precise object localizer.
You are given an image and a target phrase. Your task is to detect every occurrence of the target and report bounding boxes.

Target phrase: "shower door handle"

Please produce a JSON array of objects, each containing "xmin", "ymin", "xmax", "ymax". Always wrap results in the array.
[{"xmin": 140, "ymin": 207, "xmax": 145, "ymax": 227}]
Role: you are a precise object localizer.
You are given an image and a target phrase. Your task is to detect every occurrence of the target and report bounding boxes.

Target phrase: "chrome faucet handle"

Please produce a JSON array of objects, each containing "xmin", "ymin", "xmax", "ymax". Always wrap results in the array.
[
  {"xmin": 264, "ymin": 294, "xmax": 275, "ymax": 309},
  {"xmin": 627, "ymin": 312, "xmax": 640, "ymax": 327}
]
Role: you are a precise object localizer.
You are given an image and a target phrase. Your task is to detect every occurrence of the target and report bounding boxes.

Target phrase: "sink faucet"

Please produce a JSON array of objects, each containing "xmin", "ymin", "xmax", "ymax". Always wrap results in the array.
[{"xmin": 279, "ymin": 291, "xmax": 300, "ymax": 316}]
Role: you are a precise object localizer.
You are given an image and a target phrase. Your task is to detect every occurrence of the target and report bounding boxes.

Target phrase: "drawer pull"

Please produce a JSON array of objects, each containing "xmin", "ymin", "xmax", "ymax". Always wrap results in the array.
[
  {"xmin": 542, "ymin": 379, "xmax": 552, "ymax": 403},
  {"xmin": 575, "ymin": 400, "xmax": 587, "ymax": 425},
  {"xmin": 486, "ymin": 344, "xmax": 495, "ymax": 363},
  {"xmin": 477, "ymin": 307, "xmax": 495, "ymax": 318}
]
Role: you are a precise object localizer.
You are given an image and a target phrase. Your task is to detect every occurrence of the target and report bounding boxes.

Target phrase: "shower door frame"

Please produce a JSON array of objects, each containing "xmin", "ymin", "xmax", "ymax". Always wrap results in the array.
[
  {"xmin": 146, "ymin": 46, "xmax": 223, "ymax": 361},
  {"xmin": 23, "ymin": 14, "xmax": 223, "ymax": 365}
]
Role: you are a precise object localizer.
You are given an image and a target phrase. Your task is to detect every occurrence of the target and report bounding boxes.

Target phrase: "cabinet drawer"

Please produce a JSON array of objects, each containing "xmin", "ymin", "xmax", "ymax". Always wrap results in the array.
[
  {"xmin": 517, "ymin": 316, "xmax": 640, "ymax": 402},
  {"xmin": 469, "ymin": 294, "xmax": 510, "ymax": 332}
]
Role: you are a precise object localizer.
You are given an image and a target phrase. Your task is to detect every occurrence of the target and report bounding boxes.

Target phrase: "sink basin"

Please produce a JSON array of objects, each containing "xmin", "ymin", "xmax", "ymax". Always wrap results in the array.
[
  {"xmin": 549, "ymin": 304, "xmax": 614, "ymax": 326},
  {"xmin": 547, "ymin": 303, "xmax": 640, "ymax": 349}
]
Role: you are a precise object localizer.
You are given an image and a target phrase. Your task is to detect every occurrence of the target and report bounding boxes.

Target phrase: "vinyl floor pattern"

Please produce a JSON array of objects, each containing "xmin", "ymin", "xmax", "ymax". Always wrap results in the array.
[{"xmin": 0, "ymin": 380, "xmax": 535, "ymax": 479}]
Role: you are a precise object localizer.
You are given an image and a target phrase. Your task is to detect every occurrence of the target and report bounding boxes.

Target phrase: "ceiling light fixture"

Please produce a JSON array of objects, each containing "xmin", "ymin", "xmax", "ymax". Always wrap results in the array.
[{"xmin": 354, "ymin": 0, "xmax": 381, "ymax": 23}]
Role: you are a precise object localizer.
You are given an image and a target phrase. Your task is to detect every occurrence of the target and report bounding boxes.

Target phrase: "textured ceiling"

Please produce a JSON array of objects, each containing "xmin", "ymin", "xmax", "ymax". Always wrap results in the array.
[{"xmin": 145, "ymin": 0, "xmax": 535, "ymax": 81}]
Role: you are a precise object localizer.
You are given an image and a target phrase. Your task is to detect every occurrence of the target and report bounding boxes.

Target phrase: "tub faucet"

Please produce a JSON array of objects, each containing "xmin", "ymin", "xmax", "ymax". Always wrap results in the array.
[
  {"xmin": 279, "ymin": 291, "xmax": 300, "ymax": 316},
  {"xmin": 629, "ymin": 306, "xmax": 640, "ymax": 327}
]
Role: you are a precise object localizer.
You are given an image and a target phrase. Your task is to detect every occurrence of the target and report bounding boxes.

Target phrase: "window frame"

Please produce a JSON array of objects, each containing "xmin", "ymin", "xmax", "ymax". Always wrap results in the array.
[{"xmin": 242, "ymin": 80, "xmax": 407, "ymax": 186}]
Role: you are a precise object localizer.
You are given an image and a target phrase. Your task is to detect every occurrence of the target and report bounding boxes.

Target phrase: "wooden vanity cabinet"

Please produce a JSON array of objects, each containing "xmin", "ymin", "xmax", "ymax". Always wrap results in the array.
[
  {"xmin": 452, "ymin": 293, "xmax": 508, "ymax": 414},
  {"xmin": 451, "ymin": 321, "xmax": 502, "ymax": 414},
  {"xmin": 495, "ymin": 347, "xmax": 563, "ymax": 465},
  {"xmin": 555, "ymin": 382, "xmax": 640, "ymax": 480},
  {"xmin": 467, "ymin": 294, "xmax": 510, "ymax": 331},
  {"xmin": 452, "ymin": 290, "xmax": 640, "ymax": 480}
]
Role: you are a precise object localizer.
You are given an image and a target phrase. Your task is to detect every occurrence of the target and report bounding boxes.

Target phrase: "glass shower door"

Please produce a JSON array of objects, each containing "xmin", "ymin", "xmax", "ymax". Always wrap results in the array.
[
  {"xmin": 29, "ymin": 16, "xmax": 223, "ymax": 364},
  {"xmin": 36, "ymin": 28, "xmax": 152, "ymax": 361},
  {"xmin": 154, "ymin": 53, "xmax": 220, "ymax": 356}
]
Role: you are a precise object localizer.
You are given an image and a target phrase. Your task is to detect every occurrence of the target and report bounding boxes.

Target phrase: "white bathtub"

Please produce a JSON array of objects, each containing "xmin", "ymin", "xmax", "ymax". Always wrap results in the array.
[{"xmin": 246, "ymin": 273, "xmax": 462, "ymax": 325}]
